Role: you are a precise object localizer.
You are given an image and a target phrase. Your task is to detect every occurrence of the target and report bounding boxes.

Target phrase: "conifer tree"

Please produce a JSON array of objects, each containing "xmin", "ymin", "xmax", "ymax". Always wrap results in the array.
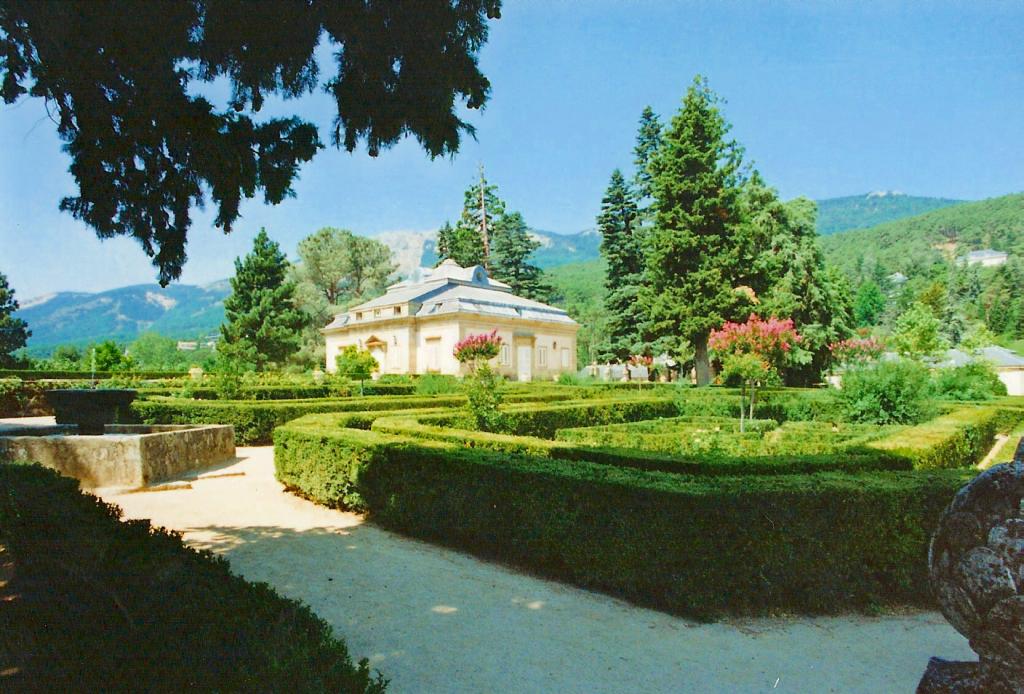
[
  {"xmin": 436, "ymin": 168, "xmax": 504, "ymax": 268},
  {"xmin": 0, "ymin": 270, "xmax": 30, "ymax": 367},
  {"xmin": 632, "ymin": 106, "xmax": 663, "ymax": 220},
  {"xmin": 220, "ymin": 229, "xmax": 305, "ymax": 370},
  {"xmin": 640, "ymin": 77, "xmax": 747, "ymax": 384},
  {"xmin": 597, "ymin": 169, "xmax": 643, "ymax": 360},
  {"xmin": 490, "ymin": 212, "xmax": 551, "ymax": 301},
  {"xmin": 434, "ymin": 169, "xmax": 551, "ymax": 299}
]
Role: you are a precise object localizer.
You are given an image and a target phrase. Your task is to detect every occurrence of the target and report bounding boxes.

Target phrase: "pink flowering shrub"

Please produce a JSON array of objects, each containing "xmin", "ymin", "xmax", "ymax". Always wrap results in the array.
[
  {"xmin": 709, "ymin": 315, "xmax": 802, "ymax": 431},
  {"xmin": 829, "ymin": 337, "xmax": 884, "ymax": 366},
  {"xmin": 454, "ymin": 330, "xmax": 502, "ymax": 364}
]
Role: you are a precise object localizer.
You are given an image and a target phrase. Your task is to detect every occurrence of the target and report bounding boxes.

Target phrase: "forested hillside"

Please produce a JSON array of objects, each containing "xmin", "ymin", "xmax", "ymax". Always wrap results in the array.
[
  {"xmin": 820, "ymin": 193, "xmax": 1024, "ymax": 278},
  {"xmin": 816, "ymin": 192, "xmax": 964, "ymax": 236}
]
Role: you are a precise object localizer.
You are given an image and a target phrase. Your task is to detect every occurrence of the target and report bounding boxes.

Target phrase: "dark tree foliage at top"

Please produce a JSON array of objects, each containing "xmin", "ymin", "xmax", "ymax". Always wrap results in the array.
[
  {"xmin": 0, "ymin": 269, "xmax": 30, "ymax": 367},
  {"xmin": 0, "ymin": 0, "xmax": 502, "ymax": 285}
]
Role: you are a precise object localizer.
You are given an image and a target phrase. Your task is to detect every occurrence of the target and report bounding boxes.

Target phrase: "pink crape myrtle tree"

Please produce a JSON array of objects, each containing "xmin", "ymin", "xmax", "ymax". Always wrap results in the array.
[
  {"xmin": 454, "ymin": 329, "xmax": 502, "ymax": 370},
  {"xmin": 709, "ymin": 314, "xmax": 803, "ymax": 432},
  {"xmin": 454, "ymin": 330, "xmax": 504, "ymax": 431},
  {"xmin": 828, "ymin": 336, "xmax": 884, "ymax": 369}
]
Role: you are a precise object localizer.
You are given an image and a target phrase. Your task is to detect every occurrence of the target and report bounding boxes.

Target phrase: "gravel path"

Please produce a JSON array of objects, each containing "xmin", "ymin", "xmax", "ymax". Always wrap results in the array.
[{"xmin": 99, "ymin": 446, "xmax": 972, "ymax": 693}]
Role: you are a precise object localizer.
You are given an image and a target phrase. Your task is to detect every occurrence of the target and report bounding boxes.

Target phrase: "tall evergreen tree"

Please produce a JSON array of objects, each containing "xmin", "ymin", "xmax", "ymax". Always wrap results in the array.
[
  {"xmin": 597, "ymin": 169, "xmax": 643, "ymax": 360},
  {"xmin": 435, "ymin": 169, "xmax": 551, "ymax": 298},
  {"xmin": 490, "ymin": 212, "xmax": 551, "ymax": 301},
  {"xmin": 632, "ymin": 106, "xmax": 663, "ymax": 215},
  {"xmin": 220, "ymin": 229, "xmax": 305, "ymax": 370},
  {"xmin": 640, "ymin": 77, "xmax": 748, "ymax": 384},
  {"xmin": 436, "ymin": 168, "xmax": 505, "ymax": 268},
  {"xmin": 0, "ymin": 270, "xmax": 30, "ymax": 367}
]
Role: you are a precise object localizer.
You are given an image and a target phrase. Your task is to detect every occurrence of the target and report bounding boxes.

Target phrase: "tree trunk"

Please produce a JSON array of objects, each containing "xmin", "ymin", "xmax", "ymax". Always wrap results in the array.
[
  {"xmin": 749, "ymin": 382, "xmax": 757, "ymax": 421},
  {"xmin": 739, "ymin": 381, "xmax": 746, "ymax": 433},
  {"xmin": 694, "ymin": 333, "xmax": 712, "ymax": 386}
]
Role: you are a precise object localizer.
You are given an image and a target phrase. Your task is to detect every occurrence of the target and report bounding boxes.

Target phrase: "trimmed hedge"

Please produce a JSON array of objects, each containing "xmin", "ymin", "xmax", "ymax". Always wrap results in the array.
[
  {"xmin": 673, "ymin": 387, "xmax": 844, "ymax": 423},
  {"xmin": 868, "ymin": 405, "xmax": 1024, "ymax": 469},
  {"xmin": 0, "ymin": 462, "xmax": 386, "ymax": 692},
  {"xmin": 130, "ymin": 395, "xmax": 469, "ymax": 445},
  {"xmin": 369, "ymin": 413, "xmax": 913, "ymax": 476},
  {"xmin": 274, "ymin": 420, "xmax": 969, "ymax": 619},
  {"xmin": 130, "ymin": 390, "xmax": 579, "ymax": 445},
  {"xmin": 0, "ymin": 369, "xmax": 187, "ymax": 380}
]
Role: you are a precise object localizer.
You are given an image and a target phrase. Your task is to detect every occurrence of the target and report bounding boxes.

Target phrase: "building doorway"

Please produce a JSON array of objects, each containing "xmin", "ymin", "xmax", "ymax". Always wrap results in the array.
[{"xmin": 516, "ymin": 345, "xmax": 532, "ymax": 382}]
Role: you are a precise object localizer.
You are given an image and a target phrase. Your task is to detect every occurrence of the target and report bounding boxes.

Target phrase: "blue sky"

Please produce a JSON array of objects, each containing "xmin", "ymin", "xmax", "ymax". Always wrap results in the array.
[{"xmin": 2, "ymin": 1, "xmax": 1022, "ymax": 298}]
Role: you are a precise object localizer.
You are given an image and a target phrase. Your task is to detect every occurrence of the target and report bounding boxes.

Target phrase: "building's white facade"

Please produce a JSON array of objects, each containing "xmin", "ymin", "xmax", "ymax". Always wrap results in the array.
[
  {"xmin": 962, "ymin": 249, "xmax": 1009, "ymax": 268},
  {"xmin": 322, "ymin": 260, "xmax": 579, "ymax": 380}
]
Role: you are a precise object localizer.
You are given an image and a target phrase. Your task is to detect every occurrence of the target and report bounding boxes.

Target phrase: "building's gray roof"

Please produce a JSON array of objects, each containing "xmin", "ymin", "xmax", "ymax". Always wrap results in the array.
[
  {"xmin": 965, "ymin": 249, "xmax": 1008, "ymax": 261},
  {"xmin": 939, "ymin": 345, "xmax": 1024, "ymax": 368},
  {"xmin": 324, "ymin": 259, "xmax": 575, "ymax": 331}
]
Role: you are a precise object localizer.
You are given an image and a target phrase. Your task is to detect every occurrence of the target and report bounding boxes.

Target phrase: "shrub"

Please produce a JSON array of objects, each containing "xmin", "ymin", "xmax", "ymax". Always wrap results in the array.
[
  {"xmin": 0, "ymin": 463, "xmax": 387, "ymax": 692},
  {"xmin": 556, "ymin": 372, "xmax": 582, "ymax": 386},
  {"xmin": 274, "ymin": 420, "xmax": 970, "ymax": 619},
  {"xmin": 464, "ymin": 364, "xmax": 505, "ymax": 431},
  {"xmin": 335, "ymin": 346, "xmax": 379, "ymax": 381},
  {"xmin": 414, "ymin": 373, "xmax": 460, "ymax": 395},
  {"xmin": 840, "ymin": 359, "xmax": 936, "ymax": 424},
  {"xmin": 932, "ymin": 362, "xmax": 1007, "ymax": 401}
]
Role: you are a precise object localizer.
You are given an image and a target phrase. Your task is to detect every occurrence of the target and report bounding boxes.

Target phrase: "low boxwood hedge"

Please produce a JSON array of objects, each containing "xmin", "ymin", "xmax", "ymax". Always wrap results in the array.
[
  {"xmin": 273, "ymin": 419, "xmax": 969, "ymax": 619},
  {"xmin": 0, "ymin": 462, "xmax": 386, "ymax": 692},
  {"xmin": 369, "ymin": 413, "xmax": 912, "ymax": 476},
  {"xmin": 868, "ymin": 405, "xmax": 1024, "ymax": 469},
  {"xmin": 130, "ymin": 390, "xmax": 579, "ymax": 445}
]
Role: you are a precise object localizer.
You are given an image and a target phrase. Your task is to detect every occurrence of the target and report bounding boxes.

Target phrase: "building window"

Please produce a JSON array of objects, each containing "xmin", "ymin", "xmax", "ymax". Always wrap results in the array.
[
  {"xmin": 500, "ymin": 344, "xmax": 511, "ymax": 365},
  {"xmin": 538, "ymin": 346, "xmax": 548, "ymax": 367},
  {"xmin": 561, "ymin": 348, "xmax": 570, "ymax": 368},
  {"xmin": 374, "ymin": 309, "xmax": 381, "ymax": 318},
  {"xmin": 355, "ymin": 312, "xmax": 362, "ymax": 320},
  {"xmin": 394, "ymin": 306, "xmax": 402, "ymax": 316}
]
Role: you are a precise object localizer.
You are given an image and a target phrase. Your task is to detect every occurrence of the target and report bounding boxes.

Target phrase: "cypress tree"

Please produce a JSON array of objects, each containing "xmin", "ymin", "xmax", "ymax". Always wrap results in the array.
[
  {"xmin": 640, "ymin": 76, "xmax": 747, "ymax": 385},
  {"xmin": 597, "ymin": 169, "xmax": 643, "ymax": 361},
  {"xmin": 0, "ymin": 270, "xmax": 30, "ymax": 367},
  {"xmin": 220, "ymin": 229, "xmax": 305, "ymax": 370},
  {"xmin": 436, "ymin": 168, "xmax": 505, "ymax": 268}
]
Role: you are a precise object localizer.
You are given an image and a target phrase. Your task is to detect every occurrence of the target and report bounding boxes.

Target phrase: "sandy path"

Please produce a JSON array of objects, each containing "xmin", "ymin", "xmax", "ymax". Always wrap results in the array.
[{"xmin": 98, "ymin": 447, "xmax": 971, "ymax": 693}]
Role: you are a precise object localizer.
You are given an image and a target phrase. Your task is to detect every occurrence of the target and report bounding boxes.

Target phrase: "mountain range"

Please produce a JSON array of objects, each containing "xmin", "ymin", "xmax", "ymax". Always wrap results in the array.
[{"xmin": 14, "ymin": 193, "xmax": 995, "ymax": 352}]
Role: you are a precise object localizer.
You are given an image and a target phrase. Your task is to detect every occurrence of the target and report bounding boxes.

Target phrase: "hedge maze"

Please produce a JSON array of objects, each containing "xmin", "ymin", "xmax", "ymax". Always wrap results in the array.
[{"xmin": 272, "ymin": 387, "xmax": 1021, "ymax": 620}]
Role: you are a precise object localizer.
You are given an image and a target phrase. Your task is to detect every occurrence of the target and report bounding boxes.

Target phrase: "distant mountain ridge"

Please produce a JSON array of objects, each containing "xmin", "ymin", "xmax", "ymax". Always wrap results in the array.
[
  {"xmin": 17, "ymin": 282, "xmax": 229, "ymax": 352},
  {"xmin": 15, "ymin": 192, "xmax": 992, "ymax": 352}
]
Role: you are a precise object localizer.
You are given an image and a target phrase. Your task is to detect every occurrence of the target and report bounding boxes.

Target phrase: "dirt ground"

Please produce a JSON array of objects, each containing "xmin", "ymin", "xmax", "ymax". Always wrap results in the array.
[{"xmin": 93, "ymin": 446, "xmax": 974, "ymax": 693}]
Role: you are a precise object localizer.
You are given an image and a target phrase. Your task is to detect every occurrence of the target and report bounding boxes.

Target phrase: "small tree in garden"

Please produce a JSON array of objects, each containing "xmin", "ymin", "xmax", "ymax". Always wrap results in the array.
[
  {"xmin": 709, "ymin": 315, "xmax": 802, "ymax": 432},
  {"xmin": 334, "ymin": 346, "xmax": 379, "ymax": 381},
  {"xmin": 829, "ymin": 336, "xmax": 884, "ymax": 369},
  {"xmin": 454, "ymin": 330, "xmax": 504, "ymax": 431}
]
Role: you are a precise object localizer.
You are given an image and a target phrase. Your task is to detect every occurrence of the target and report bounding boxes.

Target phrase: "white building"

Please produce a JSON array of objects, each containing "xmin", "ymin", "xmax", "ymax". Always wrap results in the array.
[
  {"xmin": 322, "ymin": 260, "xmax": 579, "ymax": 380},
  {"xmin": 938, "ymin": 345, "xmax": 1024, "ymax": 395},
  {"xmin": 961, "ymin": 249, "xmax": 1009, "ymax": 268}
]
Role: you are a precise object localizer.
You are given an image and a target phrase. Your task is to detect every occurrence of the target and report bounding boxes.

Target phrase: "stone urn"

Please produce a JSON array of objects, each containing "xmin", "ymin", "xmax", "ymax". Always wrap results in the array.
[
  {"xmin": 44, "ymin": 389, "xmax": 138, "ymax": 435},
  {"xmin": 918, "ymin": 447, "xmax": 1024, "ymax": 693}
]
